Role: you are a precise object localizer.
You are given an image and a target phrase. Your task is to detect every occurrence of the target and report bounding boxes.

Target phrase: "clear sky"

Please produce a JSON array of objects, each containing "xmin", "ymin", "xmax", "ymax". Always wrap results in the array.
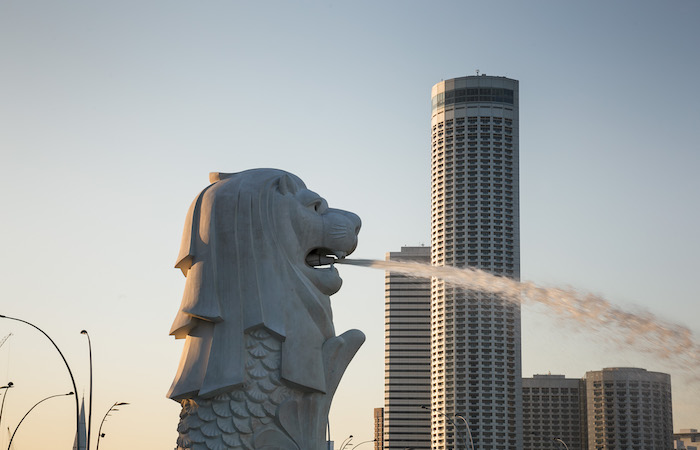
[{"xmin": 1, "ymin": 1, "xmax": 699, "ymax": 448}]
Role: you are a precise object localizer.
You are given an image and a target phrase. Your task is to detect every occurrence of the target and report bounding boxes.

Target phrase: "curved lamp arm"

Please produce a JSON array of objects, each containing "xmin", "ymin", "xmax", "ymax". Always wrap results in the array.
[
  {"xmin": 554, "ymin": 437, "xmax": 570, "ymax": 450},
  {"xmin": 339, "ymin": 435, "xmax": 353, "ymax": 450},
  {"xmin": 8, "ymin": 392, "xmax": 74, "ymax": 449},
  {"xmin": 0, "ymin": 315, "xmax": 81, "ymax": 450},
  {"xmin": 96, "ymin": 402, "xmax": 129, "ymax": 450},
  {"xmin": 454, "ymin": 414, "xmax": 475, "ymax": 450},
  {"xmin": 80, "ymin": 330, "xmax": 93, "ymax": 450},
  {"xmin": 0, "ymin": 382, "xmax": 14, "ymax": 431},
  {"xmin": 351, "ymin": 438, "xmax": 376, "ymax": 449},
  {"xmin": 421, "ymin": 405, "xmax": 464, "ymax": 449}
]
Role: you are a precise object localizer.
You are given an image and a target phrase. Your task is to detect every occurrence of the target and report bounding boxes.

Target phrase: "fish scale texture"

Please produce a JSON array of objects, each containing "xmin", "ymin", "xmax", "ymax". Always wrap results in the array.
[{"xmin": 175, "ymin": 329, "xmax": 300, "ymax": 449}]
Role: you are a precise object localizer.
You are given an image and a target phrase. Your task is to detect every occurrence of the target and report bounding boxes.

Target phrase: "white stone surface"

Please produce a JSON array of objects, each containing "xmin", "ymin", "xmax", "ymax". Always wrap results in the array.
[{"xmin": 168, "ymin": 169, "xmax": 364, "ymax": 449}]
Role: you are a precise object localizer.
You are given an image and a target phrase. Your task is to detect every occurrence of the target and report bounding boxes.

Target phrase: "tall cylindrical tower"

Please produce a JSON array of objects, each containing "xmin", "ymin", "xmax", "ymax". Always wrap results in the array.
[{"xmin": 430, "ymin": 75, "xmax": 522, "ymax": 449}]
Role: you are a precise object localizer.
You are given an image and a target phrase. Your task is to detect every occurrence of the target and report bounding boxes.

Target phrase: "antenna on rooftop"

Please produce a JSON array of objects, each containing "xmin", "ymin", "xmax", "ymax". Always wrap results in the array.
[{"xmin": 476, "ymin": 69, "xmax": 480, "ymax": 76}]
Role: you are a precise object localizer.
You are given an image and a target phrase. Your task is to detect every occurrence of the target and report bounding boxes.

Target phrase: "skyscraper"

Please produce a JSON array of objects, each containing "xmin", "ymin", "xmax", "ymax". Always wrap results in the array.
[
  {"xmin": 430, "ymin": 75, "xmax": 521, "ymax": 449},
  {"xmin": 384, "ymin": 246, "xmax": 432, "ymax": 449}
]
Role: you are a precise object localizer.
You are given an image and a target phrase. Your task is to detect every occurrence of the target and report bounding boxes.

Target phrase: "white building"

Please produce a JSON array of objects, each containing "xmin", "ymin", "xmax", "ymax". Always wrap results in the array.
[
  {"xmin": 430, "ymin": 75, "xmax": 521, "ymax": 449},
  {"xmin": 584, "ymin": 368, "xmax": 673, "ymax": 450},
  {"xmin": 383, "ymin": 246, "xmax": 431, "ymax": 449}
]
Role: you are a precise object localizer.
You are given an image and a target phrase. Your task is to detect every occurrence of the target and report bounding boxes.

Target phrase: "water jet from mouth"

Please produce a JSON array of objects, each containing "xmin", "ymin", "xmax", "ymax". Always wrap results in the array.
[{"xmin": 336, "ymin": 258, "xmax": 700, "ymax": 380}]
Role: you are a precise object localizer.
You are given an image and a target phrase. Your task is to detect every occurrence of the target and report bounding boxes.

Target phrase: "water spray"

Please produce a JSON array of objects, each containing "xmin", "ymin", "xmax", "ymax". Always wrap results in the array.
[{"xmin": 336, "ymin": 258, "xmax": 700, "ymax": 379}]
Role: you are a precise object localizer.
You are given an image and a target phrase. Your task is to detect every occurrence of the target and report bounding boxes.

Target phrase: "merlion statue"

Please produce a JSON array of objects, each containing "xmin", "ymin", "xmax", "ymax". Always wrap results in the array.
[{"xmin": 168, "ymin": 169, "xmax": 364, "ymax": 450}]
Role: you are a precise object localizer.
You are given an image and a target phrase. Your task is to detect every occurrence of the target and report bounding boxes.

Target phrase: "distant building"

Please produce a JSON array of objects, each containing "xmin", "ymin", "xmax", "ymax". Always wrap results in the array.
[
  {"xmin": 584, "ymin": 368, "xmax": 673, "ymax": 450},
  {"xmin": 522, "ymin": 374, "xmax": 586, "ymax": 450},
  {"xmin": 383, "ymin": 246, "xmax": 431, "ymax": 449},
  {"xmin": 675, "ymin": 428, "xmax": 700, "ymax": 449},
  {"xmin": 430, "ymin": 74, "xmax": 521, "ymax": 449},
  {"xmin": 374, "ymin": 407, "xmax": 384, "ymax": 450}
]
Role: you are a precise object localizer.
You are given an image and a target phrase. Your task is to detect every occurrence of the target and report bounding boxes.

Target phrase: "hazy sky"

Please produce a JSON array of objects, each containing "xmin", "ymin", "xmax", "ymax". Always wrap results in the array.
[{"xmin": 1, "ymin": 1, "xmax": 699, "ymax": 448}]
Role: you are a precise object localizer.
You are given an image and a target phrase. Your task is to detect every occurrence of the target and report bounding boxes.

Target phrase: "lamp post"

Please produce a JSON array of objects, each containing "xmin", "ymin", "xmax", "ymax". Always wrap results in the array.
[
  {"xmin": 454, "ymin": 415, "xmax": 475, "ymax": 450},
  {"xmin": 96, "ymin": 402, "xmax": 129, "ymax": 450},
  {"xmin": 0, "ymin": 382, "xmax": 14, "ymax": 432},
  {"xmin": 350, "ymin": 438, "xmax": 376, "ymax": 449},
  {"xmin": 554, "ymin": 437, "xmax": 570, "ymax": 450},
  {"xmin": 0, "ymin": 315, "xmax": 81, "ymax": 450},
  {"xmin": 80, "ymin": 330, "xmax": 93, "ymax": 450},
  {"xmin": 421, "ymin": 405, "xmax": 464, "ymax": 450},
  {"xmin": 339, "ymin": 434, "xmax": 353, "ymax": 450},
  {"xmin": 7, "ymin": 392, "xmax": 74, "ymax": 449}
]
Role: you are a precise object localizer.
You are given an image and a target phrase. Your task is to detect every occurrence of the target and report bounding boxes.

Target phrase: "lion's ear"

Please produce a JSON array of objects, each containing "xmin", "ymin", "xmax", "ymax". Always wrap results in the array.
[
  {"xmin": 209, "ymin": 172, "xmax": 236, "ymax": 183},
  {"xmin": 277, "ymin": 174, "xmax": 298, "ymax": 195}
]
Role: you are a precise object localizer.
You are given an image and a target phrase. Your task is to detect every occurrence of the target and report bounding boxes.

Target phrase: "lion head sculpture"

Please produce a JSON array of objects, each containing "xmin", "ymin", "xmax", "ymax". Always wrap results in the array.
[{"xmin": 167, "ymin": 169, "xmax": 361, "ymax": 400}]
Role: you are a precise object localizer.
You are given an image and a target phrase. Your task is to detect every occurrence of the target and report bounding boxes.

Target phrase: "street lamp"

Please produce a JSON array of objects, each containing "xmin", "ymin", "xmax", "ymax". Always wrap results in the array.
[
  {"xmin": 349, "ymin": 438, "xmax": 376, "ymax": 449},
  {"xmin": 421, "ymin": 405, "xmax": 464, "ymax": 450},
  {"xmin": 0, "ymin": 382, "xmax": 14, "ymax": 432},
  {"xmin": 554, "ymin": 437, "xmax": 570, "ymax": 450},
  {"xmin": 454, "ymin": 414, "xmax": 475, "ymax": 450},
  {"xmin": 339, "ymin": 434, "xmax": 353, "ymax": 450},
  {"xmin": 80, "ymin": 330, "xmax": 93, "ymax": 450},
  {"xmin": 0, "ymin": 315, "xmax": 81, "ymax": 450},
  {"xmin": 96, "ymin": 402, "xmax": 129, "ymax": 450},
  {"xmin": 7, "ymin": 391, "xmax": 74, "ymax": 449}
]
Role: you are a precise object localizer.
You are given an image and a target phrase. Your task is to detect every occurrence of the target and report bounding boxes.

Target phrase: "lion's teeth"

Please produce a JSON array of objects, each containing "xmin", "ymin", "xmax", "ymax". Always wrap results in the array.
[
  {"xmin": 333, "ymin": 251, "xmax": 347, "ymax": 260},
  {"xmin": 305, "ymin": 254, "xmax": 336, "ymax": 267}
]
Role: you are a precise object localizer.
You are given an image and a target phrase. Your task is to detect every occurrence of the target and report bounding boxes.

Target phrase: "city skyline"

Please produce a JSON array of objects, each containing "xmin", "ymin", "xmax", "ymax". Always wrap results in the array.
[{"xmin": 1, "ymin": 1, "xmax": 699, "ymax": 448}]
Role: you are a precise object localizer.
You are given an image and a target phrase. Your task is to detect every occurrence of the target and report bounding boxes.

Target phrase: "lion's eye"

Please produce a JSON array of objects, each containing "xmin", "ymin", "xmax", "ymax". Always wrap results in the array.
[{"xmin": 307, "ymin": 198, "xmax": 327, "ymax": 213}]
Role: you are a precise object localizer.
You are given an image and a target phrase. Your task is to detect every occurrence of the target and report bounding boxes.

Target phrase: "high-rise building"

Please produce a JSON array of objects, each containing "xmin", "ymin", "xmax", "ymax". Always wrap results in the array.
[
  {"xmin": 430, "ymin": 75, "xmax": 521, "ymax": 449},
  {"xmin": 522, "ymin": 374, "xmax": 586, "ymax": 450},
  {"xmin": 373, "ymin": 408, "xmax": 384, "ymax": 450},
  {"xmin": 584, "ymin": 368, "xmax": 673, "ymax": 450},
  {"xmin": 383, "ymin": 246, "xmax": 432, "ymax": 449}
]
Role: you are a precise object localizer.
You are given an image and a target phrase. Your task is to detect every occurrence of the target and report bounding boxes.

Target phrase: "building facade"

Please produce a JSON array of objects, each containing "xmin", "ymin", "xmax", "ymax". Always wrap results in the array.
[
  {"xmin": 383, "ymin": 246, "xmax": 432, "ymax": 449},
  {"xmin": 675, "ymin": 428, "xmax": 700, "ymax": 450},
  {"xmin": 522, "ymin": 374, "xmax": 586, "ymax": 450},
  {"xmin": 584, "ymin": 368, "xmax": 673, "ymax": 450},
  {"xmin": 374, "ymin": 408, "xmax": 384, "ymax": 450},
  {"xmin": 430, "ymin": 75, "xmax": 521, "ymax": 449}
]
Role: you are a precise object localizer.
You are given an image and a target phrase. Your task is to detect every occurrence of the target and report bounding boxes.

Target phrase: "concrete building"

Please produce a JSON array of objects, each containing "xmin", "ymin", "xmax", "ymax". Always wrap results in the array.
[
  {"xmin": 373, "ymin": 407, "xmax": 384, "ymax": 450},
  {"xmin": 584, "ymin": 368, "xmax": 673, "ymax": 450},
  {"xmin": 430, "ymin": 75, "xmax": 521, "ymax": 449},
  {"xmin": 383, "ymin": 246, "xmax": 431, "ymax": 449},
  {"xmin": 522, "ymin": 374, "xmax": 586, "ymax": 450},
  {"xmin": 675, "ymin": 428, "xmax": 700, "ymax": 450}
]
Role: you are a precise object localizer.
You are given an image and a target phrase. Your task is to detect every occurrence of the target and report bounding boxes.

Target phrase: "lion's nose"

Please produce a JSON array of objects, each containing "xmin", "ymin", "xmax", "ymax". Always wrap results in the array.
[{"xmin": 339, "ymin": 210, "xmax": 361, "ymax": 235}]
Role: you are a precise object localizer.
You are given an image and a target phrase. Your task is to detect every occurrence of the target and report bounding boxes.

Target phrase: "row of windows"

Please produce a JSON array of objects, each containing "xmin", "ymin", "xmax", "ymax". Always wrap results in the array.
[
  {"xmin": 435, "ymin": 117, "xmax": 513, "ymax": 128},
  {"xmin": 434, "ymin": 124, "xmax": 513, "ymax": 134},
  {"xmin": 432, "ymin": 88, "xmax": 515, "ymax": 111}
]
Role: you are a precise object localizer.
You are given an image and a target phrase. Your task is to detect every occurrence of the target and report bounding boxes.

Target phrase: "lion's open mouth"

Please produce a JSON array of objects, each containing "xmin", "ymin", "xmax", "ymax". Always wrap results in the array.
[{"xmin": 305, "ymin": 248, "xmax": 347, "ymax": 268}]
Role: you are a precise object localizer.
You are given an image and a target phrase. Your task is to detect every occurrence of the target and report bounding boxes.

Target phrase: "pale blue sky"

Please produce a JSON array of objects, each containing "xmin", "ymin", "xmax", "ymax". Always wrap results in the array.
[{"xmin": 1, "ymin": 1, "xmax": 699, "ymax": 448}]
